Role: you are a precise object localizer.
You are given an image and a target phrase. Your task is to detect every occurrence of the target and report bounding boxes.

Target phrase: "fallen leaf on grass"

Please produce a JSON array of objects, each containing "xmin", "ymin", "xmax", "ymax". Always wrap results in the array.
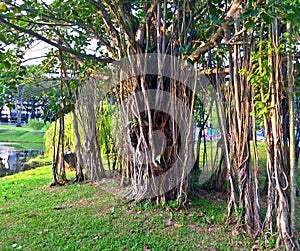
[
  {"xmin": 174, "ymin": 223, "xmax": 183, "ymax": 228},
  {"xmin": 110, "ymin": 206, "xmax": 115, "ymax": 215},
  {"xmin": 197, "ymin": 211, "xmax": 205, "ymax": 217},
  {"xmin": 188, "ymin": 224, "xmax": 208, "ymax": 233},
  {"xmin": 188, "ymin": 224, "xmax": 198, "ymax": 231},
  {"xmin": 231, "ymin": 229, "xmax": 239, "ymax": 236},
  {"xmin": 198, "ymin": 228, "xmax": 207, "ymax": 233},
  {"xmin": 164, "ymin": 218, "xmax": 175, "ymax": 228},
  {"xmin": 252, "ymin": 244, "xmax": 260, "ymax": 250},
  {"xmin": 215, "ymin": 191, "xmax": 223, "ymax": 197},
  {"xmin": 143, "ymin": 244, "xmax": 150, "ymax": 250},
  {"xmin": 54, "ymin": 205, "xmax": 64, "ymax": 210},
  {"xmin": 26, "ymin": 213, "xmax": 37, "ymax": 218}
]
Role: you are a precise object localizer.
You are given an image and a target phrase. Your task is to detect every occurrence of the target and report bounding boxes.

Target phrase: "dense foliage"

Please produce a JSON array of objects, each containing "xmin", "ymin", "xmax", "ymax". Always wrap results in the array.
[{"xmin": 44, "ymin": 113, "xmax": 75, "ymax": 156}]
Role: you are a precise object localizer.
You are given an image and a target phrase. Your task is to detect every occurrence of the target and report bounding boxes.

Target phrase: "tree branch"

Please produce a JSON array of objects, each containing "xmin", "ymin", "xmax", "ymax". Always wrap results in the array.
[
  {"xmin": 86, "ymin": 0, "xmax": 124, "ymax": 57},
  {"xmin": 104, "ymin": 0, "xmax": 137, "ymax": 46},
  {"xmin": 189, "ymin": 0, "xmax": 243, "ymax": 62},
  {"xmin": 135, "ymin": 1, "xmax": 157, "ymax": 49},
  {"xmin": 0, "ymin": 15, "xmax": 114, "ymax": 63},
  {"xmin": 38, "ymin": 12, "xmax": 119, "ymax": 57}
]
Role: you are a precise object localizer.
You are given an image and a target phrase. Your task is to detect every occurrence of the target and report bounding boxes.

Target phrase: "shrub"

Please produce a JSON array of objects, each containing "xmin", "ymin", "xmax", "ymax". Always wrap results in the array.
[
  {"xmin": 28, "ymin": 119, "xmax": 44, "ymax": 131},
  {"xmin": 44, "ymin": 102, "xmax": 117, "ymax": 158},
  {"xmin": 44, "ymin": 113, "xmax": 75, "ymax": 156},
  {"xmin": 43, "ymin": 121, "xmax": 51, "ymax": 131},
  {"xmin": 97, "ymin": 101, "xmax": 116, "ymax": 155}
]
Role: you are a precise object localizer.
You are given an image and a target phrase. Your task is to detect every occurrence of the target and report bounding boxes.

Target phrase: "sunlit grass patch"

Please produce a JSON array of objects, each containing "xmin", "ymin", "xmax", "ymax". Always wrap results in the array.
[
  {"xmin": 0, "ymin": 165, "xmax": 259, "ymax": 251},
  {"xmin": 0, "ymin": 129, "xmax": 45, "ymax": 144}
]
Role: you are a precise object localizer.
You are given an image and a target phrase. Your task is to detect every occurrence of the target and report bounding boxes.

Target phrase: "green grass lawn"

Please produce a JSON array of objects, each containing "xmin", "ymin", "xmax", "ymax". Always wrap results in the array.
[
  {"xmin": 0, "ymin": 130, "xmax": 44, "ymax": 143},
  {"xmin": 0, "ymin": 124, "xmax": 34, "ymax": 131},
  {"xmin": 0, "ymin": 166, "xmax": 261, "ymax": 251},
  {"xmin": 0, "ymin": 127, "xmax": 298, "ymax": 250},
  {"xmin": 0, "ymin": 125, "xmax": 45, "ymax": 151}
]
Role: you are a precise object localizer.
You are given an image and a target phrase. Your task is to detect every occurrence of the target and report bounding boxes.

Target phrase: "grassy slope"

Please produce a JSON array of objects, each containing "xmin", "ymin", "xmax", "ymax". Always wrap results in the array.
[
  {"xmin": 0, "ymin": 125, "xmax": 45, "ymax": 150},
  {"xmin": 0, "ymin": 166, "xmax": 259, "ymax": 251},
  {"xmin": 0, "ymin": 130, "xmax": 44, "ymax": 143}
]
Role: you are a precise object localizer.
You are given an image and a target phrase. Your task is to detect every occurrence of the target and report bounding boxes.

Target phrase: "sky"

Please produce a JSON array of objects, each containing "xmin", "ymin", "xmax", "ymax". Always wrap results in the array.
[
  {"xmin": 23, "ymin": 41, "xmax": 52, "ymax": 66},
  {"xmin": 23, "ymin": 38, "xmax": 99, "ymax": 66}
]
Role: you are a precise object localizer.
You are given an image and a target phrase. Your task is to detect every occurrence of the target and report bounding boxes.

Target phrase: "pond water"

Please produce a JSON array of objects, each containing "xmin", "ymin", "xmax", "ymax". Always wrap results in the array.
[{"xmin": 0, "ymin": 145, "xmax": 44, "ymax": 178}]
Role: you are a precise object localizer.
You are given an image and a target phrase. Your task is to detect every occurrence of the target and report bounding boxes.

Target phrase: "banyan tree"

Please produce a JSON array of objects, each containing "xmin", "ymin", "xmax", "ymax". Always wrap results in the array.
[{"xmin": 0, "ymin": 0, "xmax": 299, "ymax": 249}]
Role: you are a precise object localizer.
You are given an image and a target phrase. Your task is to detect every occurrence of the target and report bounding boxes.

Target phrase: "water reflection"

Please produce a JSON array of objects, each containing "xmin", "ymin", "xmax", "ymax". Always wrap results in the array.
[{"xmin": 0, "ymin": 146, "xmax": 44, "ymax": 177}]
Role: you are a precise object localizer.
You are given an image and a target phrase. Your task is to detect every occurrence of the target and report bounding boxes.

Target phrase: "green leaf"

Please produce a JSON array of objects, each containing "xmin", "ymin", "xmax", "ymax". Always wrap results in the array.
[
  {"xmin": 286, "ymin": 13, "xmax": 299, "ymax": 23},
  {"xmin": 261, "ymin": 12, "xmax": 274, "ymax": 24},
  {"xmin": 265, "ymin": 0, "xmax": 276, "ymax": 8},
  {"xmin": 0, "ymin": 3, "xmax": 7, "ymax": 12},
  {"xmin": 245, "ymin": 20, "xmax": 255, "ymax": 30},
  {"xmin": 239, "ymin": 68, "xmax": 247, "ymax": 75},
  {"xmin": 250, "ymin": 9, "xmax": 261, "ymax": 17},
  {"xmin": 262, "ymin": 106, "xmax": 269, "ymax": 114}
]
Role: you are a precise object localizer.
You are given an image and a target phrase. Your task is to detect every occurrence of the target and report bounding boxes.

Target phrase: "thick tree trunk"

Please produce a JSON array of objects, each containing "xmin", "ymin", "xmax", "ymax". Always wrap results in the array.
[
  {"xmin": 76, "ymin": 78, "xmax": 106, "ymax": 181},
  {"xmin": 51, "ymin": 120, "xmax": 62, "ymax": 186},
  {"xmin": 58, "ymin": 116, "xmax": 67, "ymax": 181},
  {"xmin": 226, "ymin": 22, "xmax": 261, "ymax": 235},
  {"xmin": 270, "ymin": 51, "xmax": 297, "ymax": 250},
  {"xmin": 287, "ymin": 20, "xmax": 297, "ymax": 241},
  {"xmin": 16, "ymin": 85, "xmax": 26, "ymax": 127},
  {"xmin": 72, "ymin": 110, "xmax": 84, "ymax": 183}
]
